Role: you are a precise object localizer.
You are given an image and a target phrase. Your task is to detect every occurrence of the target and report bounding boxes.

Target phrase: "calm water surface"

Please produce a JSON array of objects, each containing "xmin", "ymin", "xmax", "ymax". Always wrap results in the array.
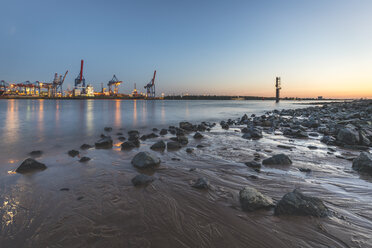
[{"xmin": 0, "ymin": 99, "xmax": 317, "ymax": 163}]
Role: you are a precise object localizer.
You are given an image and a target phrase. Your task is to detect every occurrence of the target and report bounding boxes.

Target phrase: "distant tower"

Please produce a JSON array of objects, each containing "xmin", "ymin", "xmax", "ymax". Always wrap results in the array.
[{"xmin": 275, "ymin": 77, "xmax": 281, "ymax": 103}]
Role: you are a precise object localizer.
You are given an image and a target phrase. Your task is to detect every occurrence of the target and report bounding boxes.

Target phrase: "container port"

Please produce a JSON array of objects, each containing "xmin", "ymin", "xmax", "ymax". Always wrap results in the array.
[{"xmin": 0, "ymin": 59, "xmax": 160, "ymax": 99}]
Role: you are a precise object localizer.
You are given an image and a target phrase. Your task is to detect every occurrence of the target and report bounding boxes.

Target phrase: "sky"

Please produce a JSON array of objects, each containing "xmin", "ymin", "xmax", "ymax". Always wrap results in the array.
[{"xmin": 1, "ymin": 0, "xmax": 372, "ymax": 98}]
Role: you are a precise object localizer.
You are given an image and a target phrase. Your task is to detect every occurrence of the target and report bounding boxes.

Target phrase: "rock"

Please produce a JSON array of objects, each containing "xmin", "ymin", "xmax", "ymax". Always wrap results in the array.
[
  {"xmin": 167, "ymin": 141, "xmax": 182, "ymax": 150},
  {"xmin": 121, "ymin": 141, "xmax": 137, "ymax": 150},
  {"xmin": 116, "ymin": 132, "xmax": 123, "ymax": 136},
  {"xmin": 337, "ymin": 127, "xmax": 360, "ymax": 145},
  {"xmin": 29, "ymin": 150, "xmax": 42, "ymax": 157},
  {"xmin": 152, "ymin": 128, "xmax": 159, "ymax": 132},
  {"xmin": 150, "ymin": 140, "xmax": 166, "ymax": 151},
  {"xmin": 80, "ymin": 144, "xmax": 92, "ymax": 150},
  {"xmin": 79, "ymin": 157, "xmax": 91, "ymax": 162},
  {"xmin": 68, "ymin": 150, "xmax": 79, "ymax": 157},
  {"xmin": 95, "ymin": 136, "xmax": 113, "ymax": 149},
  {"xmin": 239, "ymin": 186, "xmax": 274, "ymax": 211},
  {"xmin": 321, "ymin": 135, "xmax": 336, "ymax": 145},
  {"xmin": 262, "ymin": 154, "xmax": 292, "ymax": 166},
  {"xmin": 242, "ymin": 127, "xmax": 263, "ymax": 140},
  {"xmin": 177, "ymin": 136, "xmax": 189, "ymax": 145},
  {"xmin": 128, "ymin": 130, "xmax": 139, "ymax": 136},
  {"xmin": 192, "ymin": 177, "xmax": 210, "ymax": 189},
  {"xmin": 104, "ymin": 127, "xmax": 112, "ymax": 132},
  {"xmin": 60, "ymin": 188, "xmax": 69, "ymax": 191},
  {"xmin": 283, "ymin": 129, "xmax": 308, "ymax": 139},
  {"xmin": 277, "ymin": 145, "xmax": 294, "ymax": 150},
  {"xmin": 220, "ymin": 121, "xmax": 229, "ymax": 130},
  {"xmin": 159, "ymin": 129, "xmax": 168, "ymax": 135},
  {"xmin": 193, "ymin": 132, "xmax": 203, "ymax": 139},
  {"xmin": 118, "ymin": 136, "xmax": 126, "ymax": 141},
  {"xmin": 16, "ymin": 158, "xmax": 47, "ymax": 173},
  {"xmin": 179, "ymin": 122, "xmax": 194, "ymax": 131},
  {"xmin": 131, "ymin": 152, "xmax": 161, "ymax": 169},
  {"xmin": 299, "ymin": 168, "xmax": 311, "ymax": 173},
  {"xmin": 244, "ymin": 161, "xmax": 261, "ymax": 169},
  {"xmin": 131, "ymin": 174, "xmax": 155, "ymax": 186},
  {"xmin": 140, "ymin": 133, "xmax": 159, "ymax": 140},
  {"xmin": 352, "ymin": 152, "xmax": 372, "ymax": 174},
  {"xmin": 186, "ymin": 148, "xmax": 194, "ymax": 153},
  {"xmin": 196, "ymin": 144, "xmax": 205, "ymax": 148},
  {"xmin": 274, "ymin": 189, "xmax": 329, "ymax": 217},
  {"xmin": 307, "ymin": 145, "xmax": 318, "ymax": 150},
  {"xmin": 308, "ymin": 132, "xmax": 319, "ymax": 137}
]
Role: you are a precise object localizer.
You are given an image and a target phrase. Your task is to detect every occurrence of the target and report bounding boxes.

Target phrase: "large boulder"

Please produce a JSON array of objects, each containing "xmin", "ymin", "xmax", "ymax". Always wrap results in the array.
[
  {"xmin": 131, "ymin": 152, "xmax": 160, "ymax": 169},
  {"xmin": 159, "ymin": 129, "xmax": 168, "ymax": 135},
  {"xmin": 262, "ymin": 154, "xmax": 292, "ymax": 166},
  {"xmin": 337, "ymin": 127, "xmax": 360, "ymax": 145},
  {"xmin": 95, "ymin": 136, "xmax": 113, "ymax": 149},
  {"xmin": 352, "ymin": 152, "xmax": 372, "ymax": 174},
  {"xmin": 16, "ymin": 158, "xmax": 47, "ymax": 173},
  {"xmin": 239, "ymin": 186, "xmax": 274, "ymax": 211},
  {"xmin": 274, "ymin": 189, "xmax": 329, "ymax": 217}
]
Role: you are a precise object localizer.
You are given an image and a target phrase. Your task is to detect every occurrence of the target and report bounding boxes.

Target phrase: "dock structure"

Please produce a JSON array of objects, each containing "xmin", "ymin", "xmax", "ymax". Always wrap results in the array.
[{"xmin": 275, "ymin": 77, "xmax": 281, "ymax": 103}]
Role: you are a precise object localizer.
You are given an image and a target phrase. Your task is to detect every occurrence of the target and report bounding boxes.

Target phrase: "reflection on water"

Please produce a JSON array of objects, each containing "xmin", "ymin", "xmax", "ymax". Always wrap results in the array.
[
  {"xmin": 86, "ymin": 100, "xmax": 94, "ymax": 134},
  {"xmin": 4, "ymin": 100, "xmax": 19, "ymax": 145},
  {"xmin": 114, "ymin": 100, "xmax": 121, "ymax": 127},
  {"xmin": 133, "ymin": 100, "xmax": 138, "ymax": 126}
]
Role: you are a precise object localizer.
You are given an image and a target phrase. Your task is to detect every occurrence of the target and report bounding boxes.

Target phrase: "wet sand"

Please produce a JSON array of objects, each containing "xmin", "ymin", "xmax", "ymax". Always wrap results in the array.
[{"xmin": 1, "ymin": 103, "xmax": 372, "ymax": 248}]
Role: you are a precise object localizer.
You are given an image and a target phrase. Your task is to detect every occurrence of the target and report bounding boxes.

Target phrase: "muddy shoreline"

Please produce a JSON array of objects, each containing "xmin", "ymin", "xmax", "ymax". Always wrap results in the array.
[{"xmin": 1, "ymin": 100, "xmax": 372, "ymax": 248}]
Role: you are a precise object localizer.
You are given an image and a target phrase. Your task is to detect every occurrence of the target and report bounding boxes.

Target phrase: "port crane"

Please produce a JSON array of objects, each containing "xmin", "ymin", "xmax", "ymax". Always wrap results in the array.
[
  {"xmin": 107, "ymin": 75, "xmax": 122, "ymax": 95},
  {"xmin": 144, "ymin": 70, "xmax": 156, "ymax": 98},
  {"xmin": 74, "ymin": 60, "xmax": 86, "ymax": 95},
  {"xmin": 52, "ymin": 70, "xmax": 68, "ymax": 97}
]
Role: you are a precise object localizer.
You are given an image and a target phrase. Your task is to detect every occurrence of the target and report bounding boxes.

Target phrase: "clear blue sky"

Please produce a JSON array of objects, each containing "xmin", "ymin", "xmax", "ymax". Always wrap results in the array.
[{"xmin": 1, "ymin": 0, "xmax": 372, "ymax": 98}]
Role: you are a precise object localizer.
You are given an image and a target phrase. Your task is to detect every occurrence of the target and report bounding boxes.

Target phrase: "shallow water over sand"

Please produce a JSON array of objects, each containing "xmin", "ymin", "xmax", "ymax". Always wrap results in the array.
[{"xmin": 1, "ymin": 99, "xmax": 371, "ymax": 248}]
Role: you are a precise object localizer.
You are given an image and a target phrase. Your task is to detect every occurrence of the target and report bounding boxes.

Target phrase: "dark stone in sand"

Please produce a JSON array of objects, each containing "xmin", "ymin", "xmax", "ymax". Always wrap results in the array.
[
  {"xmin": 167, "ymin": 141, "xmax": 182, "ymax": 150},
  {"xmin": 299, "ymin": 168, "xmax": 312, "ymax": 173},
  {"xmin": 274, "ymin": 189, "xmax": 329, "ymax": 217},
  {"xmin": 104, "ymin": 127, "xmax": 112, "ymax": 132},
  {"xmin": 60, "ymin": 188, "xmax": 69, "ymax": 191},
  {"xmin": 131, "ymin": 152, "xmax": 161, "ymax": 169},
  {"xmin": 79, "ymin": 157, "xmax": 91, "ymax": 163},
  {"xmin": 277, "ymin": 145, "xmax": 294, "ymax": 150},
  {"xmin": 186, "ymin": 148, "xmax": 194, "ymax": 153},
  {"xmin": 159, "ymin": 129, "xmax": 168, "ymax": 135},
  {"xmin": 121, "ymin": 141, "xmax": 137, "ymax": 150},
  {"xmin": 116, "ymin": 132, "xmax": 123, "ymax": 136},
  {"xmin": 95, "ymin": 136, "xmax": 113, "ymax": 149},
  {"xmin": 16, "ymin": 158, "xmax": 47, "ymax": 173},
  {"xmin": 352, "ymin": 152, "xmax": 372, "ymax": 174},
  {"xmin": 239, "ymin": 186, "xmax": 274, "ymax": 211},
  {"xmin": 179, "ymin": 122, "xmax": 194, "ymax": 131},
  {"xmin": 77, "ymin": 196, "xmax": 84, "ymax": 201},
  {"xmin": 68, "ymin": 150, "xmax": 79, "ymax": 157},
  {"xmin": 177, "ymin": 136, "xmax": 189, "ymax": 145},
  {"xmin": 241, "ymin": 127, "xmax": 263, "ymax": 140},
  {"xmin": 307, "ymin": 145, "xmax": 318, "ymax": 150},
  {"xmin": 220, "ymin": 121, "xmax": 229, "ymax": 130},
  {"xmin": 248, "ymin": 175, "xmax": 258, "ymax": 179},
  {"xmin": 197, "ymin": 144, "xmax": 205, "ymax": 148},
  {"xmin": 29, "ymin": 150, "xmax": 43, "ymax": 157},
  {"xmin": 337, "ymin": 127, "xmax": 360, "ymax": 145},
  {"xmin": 80, "ymin": 144, "xmax": 92, "ymax": 150},
  {"xmin": 262, "ymin": 154, "xmax": 292, "ymax": 166},
  {"xmin": 308, "ymin": 132, "xmax": 319, "ymax": 137},
  {"xmin": 131, "ymin": 174, "xmax": 155, "ymax": 186},
  {"xmin": 171, "ymin": 158, "xmax": 181, "ymax": 161},
  {"xmin": 245, "ymin": 161, "xmax": 261, "ymax": 169},
  {"xmin": 152, "ymin": 128, "xmax": 159, "ymax": 132},
  {"xmin": 118, "ymin": 136, "xmax": 126, "ymax": 141},
  {"xmin": 192, "ymin": 177, "xmax": 210, "ymax": 189},
  {"xmin": 320, "ymin": 135, "xmax": 336, "ymax": 146},
  {"xmin": 128, "ymin": 130, "xmax": 140, "ymax": 136},
  {"xmin": 193, "ymin": 132, "xmax": 203, "ymax": 139},
  {"xmin": 150, "ymin": 140, "xmax": 166, "ymax": 151}
]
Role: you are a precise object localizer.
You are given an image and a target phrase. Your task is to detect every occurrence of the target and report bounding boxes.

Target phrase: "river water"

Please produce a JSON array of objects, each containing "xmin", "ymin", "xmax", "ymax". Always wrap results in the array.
[{"xmin": 0, "ymin": 99, "xmax": 371, "ymax": 248}]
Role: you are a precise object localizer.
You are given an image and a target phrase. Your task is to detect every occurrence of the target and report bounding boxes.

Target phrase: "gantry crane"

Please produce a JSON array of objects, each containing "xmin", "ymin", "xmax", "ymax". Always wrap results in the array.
[
  {"xmin": 52, "ymin": 70, "xmax": 68, "ymax": 97},
  {"xmin": 107, "ymin": 75, "xmax": 122, "ymax": 95},
  {"xmin": 144, "ymin": 70, "xmax": 156, "ymax": 98}
]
